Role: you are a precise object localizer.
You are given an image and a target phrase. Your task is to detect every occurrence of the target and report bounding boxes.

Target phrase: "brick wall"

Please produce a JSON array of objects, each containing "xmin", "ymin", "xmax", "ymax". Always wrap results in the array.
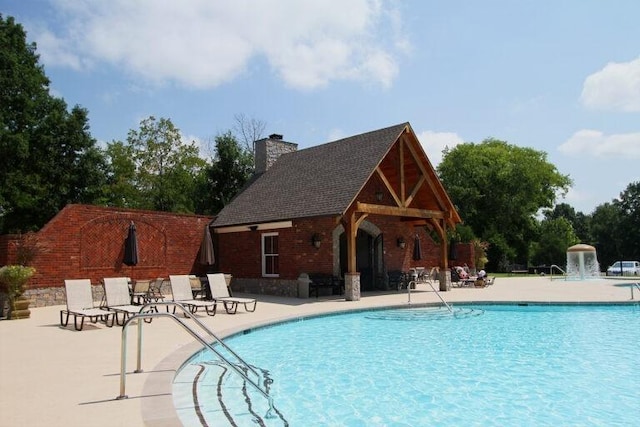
[
  {"xmin": 0, "ymin": 204, "xmax": 214, "ymax": 306},
  {"xmin": 215, "ymin": 214, "xmax": 474, "ymax": 297}
]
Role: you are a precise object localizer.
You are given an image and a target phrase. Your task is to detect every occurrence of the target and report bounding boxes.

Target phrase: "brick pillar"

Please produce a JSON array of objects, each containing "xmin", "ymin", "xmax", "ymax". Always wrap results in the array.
[{"xmin": 345, "ymin": 272, "xmax": 360, "ymax": 301}]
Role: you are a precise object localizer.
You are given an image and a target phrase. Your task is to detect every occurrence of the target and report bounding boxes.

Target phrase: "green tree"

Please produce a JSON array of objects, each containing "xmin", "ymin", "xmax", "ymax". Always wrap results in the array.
[
  {"xmin": 119, "ymin": 116, "xmax": 206, "ymax": 213},
  {"xmin": 437, "ymin": 138, "xmax": 572, "ymax": 271},
  {"xmin": 196, "ymin": 131, "xmax": 254, "ymax": 214},
  {"xmin": 102, "ymin": 141, "xmax": 140, "ymax": 208},
  {"xmin": 530, "ymin": 217, "xmax": 579, "ymax": 267},
  {"xmin": 544, "ymin": 203, "xmax": 591, "ymax": 244},
  {"xmin": 613, "ymin": 181, "xmax": 640, "ymax": 261},
  {"xmin": 590, "ymin": 202, "xmax": 623, "ymax": 270},
  {"xmin": 0, "ymin": 15, "xmax": 107, "ymax": 232}
]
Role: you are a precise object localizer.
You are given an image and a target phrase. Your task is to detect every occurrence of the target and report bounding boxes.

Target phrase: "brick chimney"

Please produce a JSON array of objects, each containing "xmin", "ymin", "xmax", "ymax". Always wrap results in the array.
[{"xmin": 254, "ymin": 133, "xmax": 298, "ymax": 174}]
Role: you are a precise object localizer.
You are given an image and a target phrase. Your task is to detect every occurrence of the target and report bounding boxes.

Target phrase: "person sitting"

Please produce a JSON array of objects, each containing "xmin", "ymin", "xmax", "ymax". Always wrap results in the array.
[
  {"xmin": 475, "ymin": 269, "xmax": 487, "ymax": 287},
  {"xmin": 456, "ymin": 266, "xmax": 469, "ymax": 280}
]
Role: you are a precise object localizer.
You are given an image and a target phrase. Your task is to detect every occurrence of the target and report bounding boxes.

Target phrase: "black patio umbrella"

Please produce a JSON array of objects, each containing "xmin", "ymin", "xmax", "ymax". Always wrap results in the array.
[
  {"xmin": 413, "ymin": 234, "xmax": 422, "ymax": 261},
  {"xmin": 199, "ymin": 226, "xmax": 215, "ymax": 266},
  {"xmin": 123, "ymin": 222, "xmax": 138, "ymax": 266}
]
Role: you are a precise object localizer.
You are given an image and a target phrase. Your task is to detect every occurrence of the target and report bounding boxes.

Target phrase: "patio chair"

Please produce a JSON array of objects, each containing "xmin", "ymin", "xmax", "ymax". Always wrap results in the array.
[
  {"xmin": 388, "ymin": 270, "xmax": 409, "ymax": 290},
  {"xmin": 60, "ymin": 279, "xmax": 114, "ymax": 330},
  {"xmin": 103, "ymin": 277, "xmax": 154, "ymax": 325},
  {"xmin": 189, "ymin": 275, "xmax": 207, "ymax": 300},
  {"xmin": 147, "ymin": 277, "xmax": 166, "ymax": 302},
  {"xmin": 131, "ymin": 279, "xmax": 151, "ymax": 305},
  {"xmin": 169, "ymin": 275, "xmax": 217, "ymax": 316},
  {"xmin": 207, "ymin": 273, "xmax": 257, "ymax": 314}
]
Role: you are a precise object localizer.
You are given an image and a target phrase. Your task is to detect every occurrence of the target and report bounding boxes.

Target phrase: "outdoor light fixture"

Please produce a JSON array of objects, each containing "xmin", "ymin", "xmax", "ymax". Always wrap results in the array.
[
  {"xmin": 397, "ymin": 237, "xmax": 406, "ymax": 249},
  {"xmin": 375, "ymin": 190, "xmax": 384, "ymax": 201},
  {"xmin": 312, "ymin": 233, "xmax": 322, "ymax": 249},
  {"xmin": 249, "ymin": 225, "xmax": 258, "ymax": 231}
]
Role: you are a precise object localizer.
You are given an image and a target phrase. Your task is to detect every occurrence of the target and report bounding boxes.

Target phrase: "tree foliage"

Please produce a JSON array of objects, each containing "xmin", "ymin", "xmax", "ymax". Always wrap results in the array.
[
  {"xmin": 104, "ymin": 116, "xmax": 207, "ymax": 213},
  {"xmin": 530, "ymin": 217, "xmax": 579, "ymax": 266},
  {"xmin": 0, "ymin": 15, "xmax": 107, "ymax": 232},
  {"xmin": 589, "ymin": 181, "xmax": 640, "ymax": 269},
  {"xmin": 196, "ymin": 131, "xmax": 254, "ymax": 214},
  {"xmin": 437, "ymin": 139, "xmax": 572, "ymax": 270},
  {"xmin": 543, "ymin": 203, "xmax": 591, "ymax": 244}
]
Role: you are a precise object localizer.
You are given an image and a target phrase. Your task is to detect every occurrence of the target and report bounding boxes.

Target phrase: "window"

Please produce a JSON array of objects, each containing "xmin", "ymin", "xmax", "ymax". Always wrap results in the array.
[{"xmin": 262, "ymin": 233, "xmax": 279, "ymax": 277}]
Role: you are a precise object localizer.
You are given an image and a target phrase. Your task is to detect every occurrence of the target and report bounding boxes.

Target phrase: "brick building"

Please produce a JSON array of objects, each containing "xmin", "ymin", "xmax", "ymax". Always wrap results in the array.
[{"xmin": 212, "ymin": 123, "xmax": 468, "ymax": 300}]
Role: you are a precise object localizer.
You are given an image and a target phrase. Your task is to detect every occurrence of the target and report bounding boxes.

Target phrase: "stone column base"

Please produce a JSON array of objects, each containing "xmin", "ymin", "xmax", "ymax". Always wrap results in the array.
[
  {"xmin": 439, "ymin": 270, "xmax": 451, "ymax": 291},
  {"xmin": 345, "ymin": 272, "xmax": 361, "ymax": 301}
]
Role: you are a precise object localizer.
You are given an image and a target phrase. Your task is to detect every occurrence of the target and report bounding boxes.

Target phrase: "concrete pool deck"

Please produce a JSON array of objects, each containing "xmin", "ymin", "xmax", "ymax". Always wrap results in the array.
[{"xmin": 1, "ymin": 276, "xmax": 638, "ymax": 427}]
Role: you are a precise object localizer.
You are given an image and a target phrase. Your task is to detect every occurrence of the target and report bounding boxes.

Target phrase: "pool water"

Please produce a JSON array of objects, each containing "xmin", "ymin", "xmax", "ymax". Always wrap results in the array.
[{"xmin": 173, "ymin": 304, "xmax": 640, "ymax": 426}]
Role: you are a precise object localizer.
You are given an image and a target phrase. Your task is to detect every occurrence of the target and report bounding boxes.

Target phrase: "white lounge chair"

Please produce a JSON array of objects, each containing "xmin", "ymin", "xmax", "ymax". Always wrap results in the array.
[
  {"xmin": 207, "ymin": 273, "xmax": 257, "ymax": 314},
  {"xmin": 60, "ymin": 279, "xmax": 113, "ymax": 330},
  {"xmin": 103, "ymin": 277, "xmax": 153, "ymax": 325},
  {"xmin": 147, "ymin": 277, "xmax": 166, "ymax": 302},
  {"xmin": 169, "ymin": 275, "xmax": 217, "ymax": 316},
  {"xmin": 130, "ymin": 279, "xmax": 151, "ymax": 304}
]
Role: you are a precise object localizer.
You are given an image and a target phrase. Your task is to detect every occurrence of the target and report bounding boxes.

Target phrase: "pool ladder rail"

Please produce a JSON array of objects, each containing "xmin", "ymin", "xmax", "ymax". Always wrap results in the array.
[
  {"xmin": 117, "ymin": 301, "xmax": 277, "ymax": 420},
  {"xmin": 407, "ymin": 279, "xmax": 453, "ymax": 313},
  {"xmin": 630, "ymin": 282, "xmax": 640, "ymax": 300}
]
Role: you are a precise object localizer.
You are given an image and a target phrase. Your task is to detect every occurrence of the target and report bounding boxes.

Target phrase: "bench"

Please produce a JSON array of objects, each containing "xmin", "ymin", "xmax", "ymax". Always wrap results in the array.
[
  {"xmin": 308, "ymin": 274, "xmax": 343, "ymax": 298},
  {"xmin": 509, "ymin": 270, "xmax": 529, "ymax": 276}
]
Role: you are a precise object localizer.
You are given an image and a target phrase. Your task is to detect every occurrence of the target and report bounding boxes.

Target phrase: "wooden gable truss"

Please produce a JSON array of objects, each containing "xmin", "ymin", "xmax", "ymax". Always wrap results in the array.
[{"xmin": 340, "ymin": 125, "xmax": 461, "ymax": 282}]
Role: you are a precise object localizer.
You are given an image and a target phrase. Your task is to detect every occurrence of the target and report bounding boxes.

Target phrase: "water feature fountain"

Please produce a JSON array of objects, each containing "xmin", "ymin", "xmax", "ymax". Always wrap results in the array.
[{"xmin": 565, "ymin": 243, "xmax": 600, "ymax": 280}]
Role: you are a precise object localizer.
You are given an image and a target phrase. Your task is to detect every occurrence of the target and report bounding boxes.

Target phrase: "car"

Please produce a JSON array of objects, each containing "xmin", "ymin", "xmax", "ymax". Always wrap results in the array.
[{"xmin": 606, "ymin": 260, "xmax": 640, "ymax": 276}]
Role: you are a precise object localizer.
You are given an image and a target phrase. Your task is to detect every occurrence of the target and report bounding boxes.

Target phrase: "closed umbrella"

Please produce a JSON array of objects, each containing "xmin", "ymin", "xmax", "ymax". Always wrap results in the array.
[
  {"xmin": 413, "ymin": 234, "xmax": 422, "ymax": 261},
  {"xmin": 199, "ymin": 226, "xmax": 215, "ymax": 266},
  {"xmin": 123, "ymin": 222, "xmax": 138, "ymax": 266}
]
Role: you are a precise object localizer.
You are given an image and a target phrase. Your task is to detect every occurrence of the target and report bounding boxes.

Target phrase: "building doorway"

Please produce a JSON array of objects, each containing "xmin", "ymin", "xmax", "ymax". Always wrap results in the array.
[{"xmin": 339, "ymin": 229, "xmax": 385, "ymax": 291}]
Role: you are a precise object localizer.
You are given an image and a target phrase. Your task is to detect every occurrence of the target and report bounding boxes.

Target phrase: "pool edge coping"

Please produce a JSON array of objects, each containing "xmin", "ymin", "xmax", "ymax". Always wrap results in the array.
[{"xmin": 141, "ymin": 299, "xmax": 640, "ymax": 426}]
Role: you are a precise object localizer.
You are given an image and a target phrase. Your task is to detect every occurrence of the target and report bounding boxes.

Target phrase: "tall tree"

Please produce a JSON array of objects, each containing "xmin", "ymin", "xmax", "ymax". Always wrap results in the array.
[
  {"xmin": 0, "ymin": 15, "xmax": 107, "ymax": 232},
  {"xmin": 590, "ymin": 202, "xmax": 623, "ymax": 270},
  {"xmin": 233, "ymin": 113, "xmax": 266, "ymax": 150},
  {"xmin": 530, "ymin": 217, "xmax": 579, "ymax": 267},
  {"xmin": 613, "ymin": 181, "xmax": 640, "ymax": 261},
  {"xmin": 437, "ymin": 139, "xmax": 572, "ymax": 271},
  {"xmin": 197, "ymin": 131, "xmax": 254, "ymax": 214},
  {"xmin": 102, "ymin": 140, "xmax": 140, "ymax": 208},
  {"xmin": 544, "ymin": 203, "xmax": 591, "ymax": 244},
  {"xmin": 121, "ymin": 116, "xmax": 206, "ymax": 213}
]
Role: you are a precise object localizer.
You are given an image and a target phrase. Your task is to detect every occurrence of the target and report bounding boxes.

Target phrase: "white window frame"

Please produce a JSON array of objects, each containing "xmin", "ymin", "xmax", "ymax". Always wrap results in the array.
[{"xmin": 261, "ymin": 232, "xmax": 279, "ymax": 277}]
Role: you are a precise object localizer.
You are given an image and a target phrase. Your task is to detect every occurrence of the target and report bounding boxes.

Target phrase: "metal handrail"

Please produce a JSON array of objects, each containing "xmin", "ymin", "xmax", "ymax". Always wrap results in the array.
[
  {"xmin": 408, "ymin": 280, "xmax": 453, "ymax": 313},
  {"xmin": 630, "ymin": 282, "xmax": 640, "ymax": 300},
  {"xmin": 550, "ymin": 264, "xmax": 567, "ymax": 281},
  {"xmin": 117, "ymin": 301, "xmax": 275, "ymax": 419}
]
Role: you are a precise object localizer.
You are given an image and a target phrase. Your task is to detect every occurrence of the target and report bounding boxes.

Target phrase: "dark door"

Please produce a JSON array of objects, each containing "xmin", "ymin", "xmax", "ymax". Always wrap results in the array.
[
  {"xmin": 340, "ymin": 229, "xmax": 383, "ymax": 292},
  {"xmin": 356, "ymin": 230, "xmax": 373, "ymax": 290},
  {"xmin": 373, "ymin": 233, "xmax": 385, "ymax": 290}
]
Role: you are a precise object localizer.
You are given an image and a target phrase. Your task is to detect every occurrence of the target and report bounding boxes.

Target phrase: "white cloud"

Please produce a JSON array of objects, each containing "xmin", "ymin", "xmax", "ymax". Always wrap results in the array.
[
  {"xmin": 35, "ymin": 0, "xmax": 406, "ymax": 90},
  {"xmin": 558, "ymin": 129, "xmax": 640, "ymax": 158},
  {"xmin": 416, "ymin": 130, "xmax": 464, "ymax": 167},
  {"xmin": 581, "ymin": 57, "xmax": 640, "ymax": 112}
]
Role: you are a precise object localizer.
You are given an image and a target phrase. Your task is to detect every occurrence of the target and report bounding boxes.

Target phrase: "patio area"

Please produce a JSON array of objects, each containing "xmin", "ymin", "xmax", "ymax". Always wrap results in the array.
[{"xmin": 0, "ymin": 276, "xmax": 637, "ymax": 427}]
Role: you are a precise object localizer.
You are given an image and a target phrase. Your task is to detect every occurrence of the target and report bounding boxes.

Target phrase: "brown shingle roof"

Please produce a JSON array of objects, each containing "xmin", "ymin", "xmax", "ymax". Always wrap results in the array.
[{"xmin": 213, "ymin": 123, "xmax": 409, "ymax": 227}]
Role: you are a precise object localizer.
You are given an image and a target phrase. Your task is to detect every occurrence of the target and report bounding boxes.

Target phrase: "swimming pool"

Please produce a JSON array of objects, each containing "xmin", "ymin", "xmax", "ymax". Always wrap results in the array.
[{"xmin": 173, "ymin": 304, "xmax": 640, "ymax": 426}]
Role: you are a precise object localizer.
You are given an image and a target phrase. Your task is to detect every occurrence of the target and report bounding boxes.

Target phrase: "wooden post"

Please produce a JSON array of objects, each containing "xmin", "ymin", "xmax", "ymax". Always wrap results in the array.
[{"xmin": 342, "ymin": 210, "xmax": 361, "ymax": 301}]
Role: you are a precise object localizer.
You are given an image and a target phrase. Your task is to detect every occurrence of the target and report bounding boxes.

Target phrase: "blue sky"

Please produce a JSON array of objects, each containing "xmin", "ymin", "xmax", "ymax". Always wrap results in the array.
[{"xmin": 3, "ymin": 0, "xmax": 639, "ymax": 214}]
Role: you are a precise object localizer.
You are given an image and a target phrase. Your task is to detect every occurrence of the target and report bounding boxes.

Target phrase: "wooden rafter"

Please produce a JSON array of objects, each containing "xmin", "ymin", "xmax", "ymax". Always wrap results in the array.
[
  {"xmin": 405, "ymin": 175, "xmax": 425, "ymax": 207},
  {"xmin": 356, "ymin": 202, "xmax": 445, "ymax": 219},
  {"xmin": 375, "ymin": 167, "xmax": 402, "ymax": 207},
  {"xmin": 401, "ymin": 134, "xmax": 447, "ymax": 211}
]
